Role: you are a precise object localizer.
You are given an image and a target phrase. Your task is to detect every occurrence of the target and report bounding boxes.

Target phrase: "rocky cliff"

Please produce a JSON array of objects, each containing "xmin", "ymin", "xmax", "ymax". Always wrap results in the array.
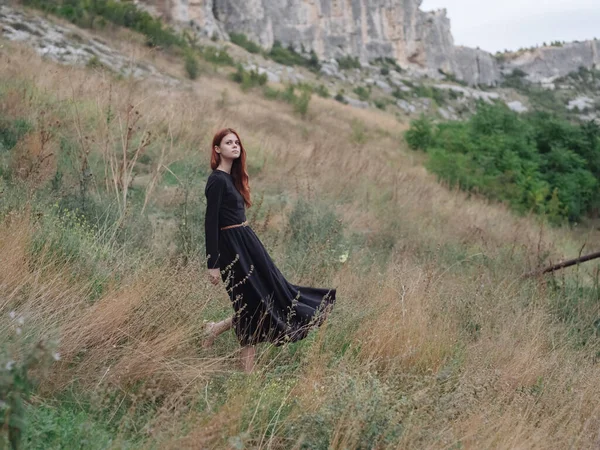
[
  {"xmin": 135, "ymin": 0, "xmax": 596, "ymax": 86},
  {"xmin": 501, "ymin": 40, "xmax": 600, "ymax": 83}
]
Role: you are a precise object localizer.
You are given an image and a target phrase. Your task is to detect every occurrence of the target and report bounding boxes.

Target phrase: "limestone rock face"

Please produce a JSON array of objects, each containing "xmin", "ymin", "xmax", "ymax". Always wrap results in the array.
[
  {"xmin": 501, "ymin": 41, "xmax": 600, "ymax": 83},
  {"xmin": 451, "ymin": 47, "xmax": 501, "ymax": 86},
  {"xmin": 138, "ymin": 0, "xmax": 473, "ymax": 79},
  {"xmin": 136, "ymin": 0, "xmax": 600, "ymax": 86}
]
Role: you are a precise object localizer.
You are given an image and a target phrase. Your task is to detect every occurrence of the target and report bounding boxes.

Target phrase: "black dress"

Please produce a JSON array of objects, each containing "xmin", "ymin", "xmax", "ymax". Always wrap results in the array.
[{"xmin": 204, "ymin": 169, "xmax": 336, "ymax": 347}]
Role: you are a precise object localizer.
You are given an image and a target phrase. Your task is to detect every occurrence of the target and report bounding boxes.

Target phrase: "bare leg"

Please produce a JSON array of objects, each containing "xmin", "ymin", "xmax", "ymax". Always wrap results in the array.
[
  {"xmin": 240, "ymin": 345, "xmax": 256, "ymax": 373},
  {"xmin": 202, "ymin": 317, "xmax": 233, "ymax": 348}
]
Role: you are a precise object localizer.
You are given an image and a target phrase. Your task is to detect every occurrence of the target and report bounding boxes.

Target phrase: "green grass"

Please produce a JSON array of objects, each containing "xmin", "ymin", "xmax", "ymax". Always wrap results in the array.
[{"xmin": 23, "ymin": 402, "xmax": 133, "ymax": 450}]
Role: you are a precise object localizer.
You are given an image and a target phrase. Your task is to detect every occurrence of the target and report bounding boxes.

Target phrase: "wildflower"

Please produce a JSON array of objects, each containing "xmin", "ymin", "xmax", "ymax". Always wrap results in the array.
[
  {"xmin": 16, "ymin": 327, "xmax": 22, "ymax": 335},
  {"xmin": 9, "ymin": 311, "xmax": 15, "ymax": 319},
  {"xmin": 53, "ymin": 352, "xmax": 61, "ymax": 361},
  {"xmin": 5, "ymin": 360, "xmax": 15, "ymax": 371},
  {"xmin": 17, "ymin": 316, "xmax": 24, "ymax": 326},
  {"xmin": 338, "ymin": 251, "xmax": 349, "ymax": 263}
]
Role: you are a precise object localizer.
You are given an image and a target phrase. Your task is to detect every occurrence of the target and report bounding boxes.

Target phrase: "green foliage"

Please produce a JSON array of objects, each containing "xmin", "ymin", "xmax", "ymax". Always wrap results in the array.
[
  {"xmin": 200, "ymin": 46, "xmax": 235, "ymax": 66},
  {"xmin": 353, "ymin": 86, "xmax": 371, "ymax": 101},
  {"xmin": 85, "ymin": 56, "xmax": 108, "ymax": 71},
  {"xmin": 23, "ymin": 402, "xmax": 130, "ymax": 450},
  {"xmin": 374, "ymin": 99, "xmax": 387, "ymax": 110},
  {"xmin": 267, "ymin": 41, "xmax": 320, "ymax": 72},
  {"xmin": 405, "ymin": 115, "xmax": 435, "ymax": 151},
  {"xmin": 336, "ymin": 55, "xmax": 361, "ymax": 70},
  {"xmin": 413, "ymin": 85, "xmax": 447, "ymax": 106},
  {"xmin": 334, "ymin": 91, "xmax": 347, "ymax": 104},
  {"xmin": 261, "ymin": 85, "xmax": 312, "ymax": 118},
  {"xmin": 0, "ymin": 118, "xmax": 31, "ymax": 153},
  {"xmin": 229, "ymin": 32, "xmax": 262, "ymax": 54},
  {"xmin": 293, "ymin": 89, "xmax": 311, "ymax": 118},
  {"xmin": 314, "ymin": 84, "xmax": 330, "ymax": 98},
  {"xmin": 405, "ymin": 103, "xmax": 600, "ymax": 221},
  {"xmin": 392, "ymin": 87, "xmax": 409, "ymax": 100},
  {"xmin": 501, "ymin": 69, "xmax": 528, "ymax": 89},
  {"xmin": 372, "ymin": 56, "xmax": 402, "ymax": 73},
  {"xmin": 1, "ymin": 321, "xmax": 59, "ymax": 450},
  {"xmin": 23, "ymin": 0, "xmax": 184, "ymax": 49},
  {"xmin": 184, "ymin": 50, "xmax": 199, "ymax": 80},
  {"xmin": 230, "ymin": 65, "xmax": 268, "ymax": 91}
]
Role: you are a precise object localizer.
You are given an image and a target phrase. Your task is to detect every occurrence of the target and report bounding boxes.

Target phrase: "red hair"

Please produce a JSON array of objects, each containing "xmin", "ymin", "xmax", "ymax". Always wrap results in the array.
[{"xmin": 211, "ymin": 128, "xmax": 252, "ymax": 208}]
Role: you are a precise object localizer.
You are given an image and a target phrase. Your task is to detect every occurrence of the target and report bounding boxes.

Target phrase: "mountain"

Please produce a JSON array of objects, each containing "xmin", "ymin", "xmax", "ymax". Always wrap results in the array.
[{"xmin": 136, "ymin": 0, "xmax": 599, "ymax": 86}]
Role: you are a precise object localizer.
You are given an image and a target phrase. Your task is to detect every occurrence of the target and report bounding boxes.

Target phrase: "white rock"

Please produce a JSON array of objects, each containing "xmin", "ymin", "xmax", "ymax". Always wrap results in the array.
[
  {"xmin": 567, "ymin": 96, "xmax": 594, "ymax": 111},
  {"xmin": 397, "ymin": 100, "xmax": 417, "ymax": 114},
  {"xmin": 343, "ymin": 96, "xmax": 369, "ymax": 109},
  {"xmin": 506, "ymin": 101, "xmax": 528, "ymax": 113},
  {"xmin": 374, "ymin": 79, "xmax": 393, "ymax": 94}
]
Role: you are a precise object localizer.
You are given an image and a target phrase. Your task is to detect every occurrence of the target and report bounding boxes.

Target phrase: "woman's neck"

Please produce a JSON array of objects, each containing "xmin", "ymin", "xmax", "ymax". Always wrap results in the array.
[{"xmin": 216, "ymin": 159, "xmax": 233, "ymax": 174}]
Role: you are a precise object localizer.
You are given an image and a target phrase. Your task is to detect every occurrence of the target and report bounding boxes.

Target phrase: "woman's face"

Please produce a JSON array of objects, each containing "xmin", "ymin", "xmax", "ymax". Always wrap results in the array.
[{"xmin": 216, "ymin": 133, "xmax": 241, "ymax": 161}]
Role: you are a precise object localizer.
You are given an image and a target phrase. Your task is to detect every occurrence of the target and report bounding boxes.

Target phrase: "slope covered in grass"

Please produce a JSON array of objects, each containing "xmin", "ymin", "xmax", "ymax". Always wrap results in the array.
[{"xmin": 1, "ymin": 12, "xmax": 600, "ymax": 449}]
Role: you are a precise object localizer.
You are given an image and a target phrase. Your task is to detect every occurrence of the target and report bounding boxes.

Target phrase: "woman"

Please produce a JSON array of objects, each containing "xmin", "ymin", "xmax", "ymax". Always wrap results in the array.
[{"xmin": 203, "ymin": 128, "xmax": 336, "ymax": 373}]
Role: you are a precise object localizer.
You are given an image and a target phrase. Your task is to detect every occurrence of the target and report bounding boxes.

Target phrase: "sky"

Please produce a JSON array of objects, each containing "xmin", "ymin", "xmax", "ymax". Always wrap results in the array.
[{"xmin": 421, "ymin": 0, "xmax": 600, "ymax": 53}]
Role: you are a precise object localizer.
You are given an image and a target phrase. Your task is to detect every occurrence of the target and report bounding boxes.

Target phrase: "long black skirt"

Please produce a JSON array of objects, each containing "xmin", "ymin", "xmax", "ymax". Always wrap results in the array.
[{"xmin": 218, "ymin": 225, "xmax": 336, "ymax": 347}]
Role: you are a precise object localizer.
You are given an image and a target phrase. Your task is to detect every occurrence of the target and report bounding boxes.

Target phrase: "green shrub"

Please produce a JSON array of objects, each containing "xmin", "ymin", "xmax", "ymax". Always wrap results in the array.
[
  {"xmin": 413, "ymin": 85, "xmax": 447, "ymax": 105},
  {"xmin": 200, "ymin": 45, "xmax": 235, "ymax": 66},
  {"xmin": 184, "ymin": 51, "xmax": 199, "ymax": 79},
  {"xmin": 374, "ymin": 99, "xmax": 387, "ymax": 110},
  {"xmin": 267, "ymin": 41, "xmax": 320, "ymax": 72},
  {"xmin": 23, "ymin": 0, "xmax": 184, "ymax": 49},
  {"xmin": 230, "ymin": 65, "xmax": 267, "ymax": 91},
  {"xmin": 392, "ymin": 88, "xmax": 408, "ymax": 100},
  {"xmin": 314, "ymin": 84, "xmax": 330, "ymax": 98},
  {"xmin": 263, "ymin": 85, "xmax": 311, "ymax": 118},
  {"xmin": 229, "ymin": 33, "xmax": 262, "ymax": 54},
  {"xmin": 334, "ymin": 91, "xmax": 347, "ymax": 104},
  {"xmin": 406, "ymin": 103, "xmax": 600, "ymax": 221},
  {"xmin": 262, "ymin": 86, "xmax": 281, "ymax": 100},
  {"xmin": 293, "ymin": 90, "xmax": 311, "ymax": 118},
  {"xmin": 337, "ymin": 55, "xmax": 361, "ymax": 70},
  {"xmin": 372, "ymin": 56, "xmax": 402, "ymax": 73},
  {"xmin": 405, "ymin": 115, "xmax": 435, "ymax": 150},
  {"xmin": 353, "ymin": 86, "xmax": 371, "ymax": 101},
  {"xmin": 0, "ymin": 118, "xmax": 32, "ymax": 152}
]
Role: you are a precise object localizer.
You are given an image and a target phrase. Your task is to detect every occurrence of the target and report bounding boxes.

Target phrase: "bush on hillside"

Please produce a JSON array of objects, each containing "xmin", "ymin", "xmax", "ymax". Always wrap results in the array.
[
  {"xmin": 229, "ymin": 33, "xmax": 262, "ymax": 54},
  {"xmin": 23, "ymin": 0, "xmax": 184, "ymax": 48},
  {"xmin": 230, "ymin": 65, "xmax": 268, "ymax": 91},
  {"xmin": 405, "ymin": 103, "xmax": 600, "ymax": 222},
  {"xmin": 267, "ymin": 41, "xmax": 320, "ymax": 72},
  {"xmin": 184, "ymin": 51, "xmax": 199, "ymax": 79},
  {"xmin": 336, "ymin": 55, "xmax": 361, "ymax": 70}
]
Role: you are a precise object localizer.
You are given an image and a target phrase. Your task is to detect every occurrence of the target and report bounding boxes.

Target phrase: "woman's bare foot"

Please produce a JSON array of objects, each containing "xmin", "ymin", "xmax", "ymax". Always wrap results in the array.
[{"xmin": 202, "ymin": 321, "xmax": 217, "ymax": 349}]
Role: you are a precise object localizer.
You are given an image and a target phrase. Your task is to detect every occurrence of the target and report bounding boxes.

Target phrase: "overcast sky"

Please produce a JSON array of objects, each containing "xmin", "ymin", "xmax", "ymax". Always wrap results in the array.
[{"xmin": 421, "ymin": 0, "xmax": 600, "ymax": 53}]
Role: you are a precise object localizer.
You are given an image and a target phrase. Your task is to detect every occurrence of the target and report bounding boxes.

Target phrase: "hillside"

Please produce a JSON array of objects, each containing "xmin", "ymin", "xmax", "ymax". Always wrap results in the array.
[{"xmin": 1, "ymin": 4, "xmax": 600, "ymax": 449}]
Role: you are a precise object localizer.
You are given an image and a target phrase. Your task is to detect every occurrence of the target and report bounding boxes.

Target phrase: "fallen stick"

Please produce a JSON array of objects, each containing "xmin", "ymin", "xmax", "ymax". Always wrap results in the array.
[{"xmin": 523, "ymin": 250, "xmax": 600, "ymax": 278}]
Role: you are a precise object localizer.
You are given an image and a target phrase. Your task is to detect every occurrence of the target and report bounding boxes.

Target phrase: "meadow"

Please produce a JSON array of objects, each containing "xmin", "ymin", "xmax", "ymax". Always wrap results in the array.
[{"xmin": 1, "ymin": 19, "xmax": 600, "ymax": 449}]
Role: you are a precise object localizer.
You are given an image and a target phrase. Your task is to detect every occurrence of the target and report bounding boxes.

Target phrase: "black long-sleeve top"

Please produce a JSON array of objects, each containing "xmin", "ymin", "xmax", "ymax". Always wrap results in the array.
[{"xmin": 204, "ymin": 169, "xmax": 247, "ymax": 269}]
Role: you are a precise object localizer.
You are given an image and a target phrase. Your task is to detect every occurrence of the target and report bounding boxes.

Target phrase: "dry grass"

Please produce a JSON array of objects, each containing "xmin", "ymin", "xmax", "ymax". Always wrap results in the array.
[{"xmin": 1, "ymin": 29, "xmax": 600, "ymax": 449}]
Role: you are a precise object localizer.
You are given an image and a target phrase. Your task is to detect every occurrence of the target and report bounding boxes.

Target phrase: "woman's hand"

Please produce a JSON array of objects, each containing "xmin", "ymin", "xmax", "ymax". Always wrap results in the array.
[{"xmin": 208, "ymin": 268, "xmax": 221, "ymax": 285}]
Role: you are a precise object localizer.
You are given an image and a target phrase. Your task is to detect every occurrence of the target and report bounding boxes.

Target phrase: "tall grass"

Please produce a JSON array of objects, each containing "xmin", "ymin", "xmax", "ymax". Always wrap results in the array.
[{"xmin": 1, "ymin": 31, "xmax": 600, "ymax": 449}]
